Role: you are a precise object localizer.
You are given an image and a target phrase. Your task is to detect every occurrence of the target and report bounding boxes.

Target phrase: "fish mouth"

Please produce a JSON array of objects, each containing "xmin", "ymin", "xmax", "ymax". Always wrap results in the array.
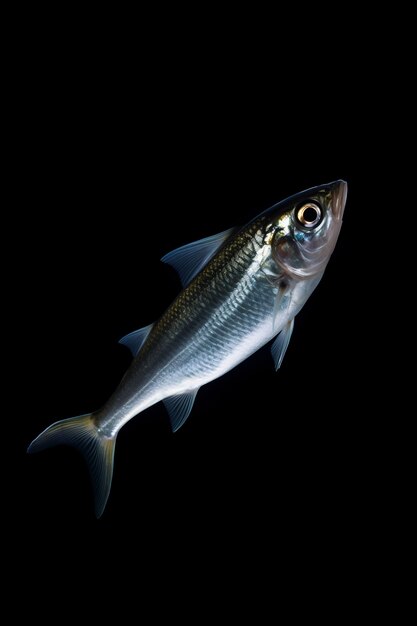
[{"xmin": 331, "ymin": 180, "xmax": 348, "ymax": 219}]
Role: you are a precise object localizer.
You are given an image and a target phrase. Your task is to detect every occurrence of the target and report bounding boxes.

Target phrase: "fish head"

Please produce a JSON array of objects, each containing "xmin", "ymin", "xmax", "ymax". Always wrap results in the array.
[{"xmin": 270, "ymin": 180, "xmax": 347, "ymax": 279}]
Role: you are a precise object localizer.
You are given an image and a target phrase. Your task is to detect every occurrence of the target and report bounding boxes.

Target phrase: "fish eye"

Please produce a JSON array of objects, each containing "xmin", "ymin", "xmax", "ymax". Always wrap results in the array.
[{"xmin": 296, "ymin": 202, "xmax": 322, "ymax": 228}]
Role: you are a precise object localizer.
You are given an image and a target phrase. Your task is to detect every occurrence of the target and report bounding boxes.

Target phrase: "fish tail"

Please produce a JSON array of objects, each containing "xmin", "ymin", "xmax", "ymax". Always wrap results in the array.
[{"xmin": 27, "ymin": 414, "xmax": 116, "ymax": 518}]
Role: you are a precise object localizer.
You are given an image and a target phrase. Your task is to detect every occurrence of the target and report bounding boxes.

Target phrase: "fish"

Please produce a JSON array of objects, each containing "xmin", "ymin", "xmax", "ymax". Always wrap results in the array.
[{"xmin": 28, "ymin": 180, "xmax": 347, "ymax": 517}]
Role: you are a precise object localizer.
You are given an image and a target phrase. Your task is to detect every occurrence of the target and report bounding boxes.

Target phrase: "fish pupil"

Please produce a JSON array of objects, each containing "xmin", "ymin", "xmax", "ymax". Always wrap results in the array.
[{"xmin": 303, "ymin": 206, "xmax": 318, "ymax": 223}]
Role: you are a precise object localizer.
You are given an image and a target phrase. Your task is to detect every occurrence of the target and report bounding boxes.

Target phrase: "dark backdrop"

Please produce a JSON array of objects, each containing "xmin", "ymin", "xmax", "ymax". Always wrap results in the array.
[
  {"xmin": 18, "ymin": 132, "xmax": 365, "ymax": 527},
  {"xmin": 8, "ymin": 48, "xmax": 396, "ymax": 610}
]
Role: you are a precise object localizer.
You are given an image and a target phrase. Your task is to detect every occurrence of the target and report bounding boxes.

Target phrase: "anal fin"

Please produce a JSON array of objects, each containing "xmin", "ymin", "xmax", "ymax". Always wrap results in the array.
[{"xmin": 163, "ymin": 388, "xmax": 200, "ymax": 432}]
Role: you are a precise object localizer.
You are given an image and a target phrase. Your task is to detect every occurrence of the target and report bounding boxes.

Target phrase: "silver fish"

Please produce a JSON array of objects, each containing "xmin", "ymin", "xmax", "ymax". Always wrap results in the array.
[{"xmin": 28, "ymin": 180, "xmax": 347, "ymax": 516}]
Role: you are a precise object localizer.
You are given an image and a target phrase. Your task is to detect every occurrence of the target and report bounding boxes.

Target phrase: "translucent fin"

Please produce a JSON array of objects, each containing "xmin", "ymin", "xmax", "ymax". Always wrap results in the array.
[
  {"xmin": 163, "ymin": 389, "xmax": 200, "ymax": 432},
  {"xmin": 119, "ymin": 323, "xmax": 154, "ymax": 357},
  {"xmin": 27, "ymin": 414, "xmax": 116, "ymax": 518},
  {"xmin": 161, "ymin": 228, "xmax": 235, "ymax": 287},
  {"xmin": 271, "ymin": 319, "xmax": 294, "ymax": 371}
]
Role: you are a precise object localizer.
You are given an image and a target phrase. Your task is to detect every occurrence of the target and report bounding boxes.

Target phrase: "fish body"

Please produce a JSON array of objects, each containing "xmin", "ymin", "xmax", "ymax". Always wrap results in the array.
[{"xmin": 28, "ymin": 180, "xmax": 347, "ymax": 516}]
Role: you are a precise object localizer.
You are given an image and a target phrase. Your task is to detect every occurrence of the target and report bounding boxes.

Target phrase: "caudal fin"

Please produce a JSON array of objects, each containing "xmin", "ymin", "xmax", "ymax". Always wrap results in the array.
[{"xmin": 27, "ymin": 414, "xmax": 116, "ymax": 518}]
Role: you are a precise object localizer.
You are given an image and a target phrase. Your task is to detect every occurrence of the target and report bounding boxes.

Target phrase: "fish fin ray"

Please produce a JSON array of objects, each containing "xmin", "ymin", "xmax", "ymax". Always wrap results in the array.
[
  {"xmin": 271, "ymin": 318, "xmax": 294, "ymax": 370},
  {"xmin": 163, "ymin": 389, "xmax": 200, "ymax": 432},
  {"xmin": 27, "ymin": 414, "xmax": 116, "ymax": 518},
  {"xmin": 161, "ymin": 228, "xmax": 235, "ymax": 287},
  {"xmin": 119, "ymin": 323, "xmax": 154, "ymax": 357}
]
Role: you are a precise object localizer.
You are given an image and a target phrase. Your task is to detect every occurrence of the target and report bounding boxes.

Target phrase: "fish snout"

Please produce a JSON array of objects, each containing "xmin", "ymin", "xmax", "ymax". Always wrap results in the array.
[{"xmin": 331, "ymin": 180, "xmax": 347, "ymax": 219}]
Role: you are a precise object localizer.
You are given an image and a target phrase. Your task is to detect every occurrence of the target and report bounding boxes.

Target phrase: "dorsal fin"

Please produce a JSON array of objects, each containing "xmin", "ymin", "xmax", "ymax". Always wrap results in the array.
[
  {"xmin": 119, "ymin": 323, "xmax": 154, "ymax": 357},
  {"xmin": 161, "ymin": 228, "xmax": 235, "ymax": 287}
]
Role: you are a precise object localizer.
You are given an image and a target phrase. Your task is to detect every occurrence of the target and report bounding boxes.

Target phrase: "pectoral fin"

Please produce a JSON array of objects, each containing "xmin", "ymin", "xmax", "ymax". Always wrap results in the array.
[
  {"xmin": 271, "ymin": 319, "xmax": 294, "ymax": 370},
  {"xmin": 161, "ymin": 228, "xmax": 235, "ymax": 287}
]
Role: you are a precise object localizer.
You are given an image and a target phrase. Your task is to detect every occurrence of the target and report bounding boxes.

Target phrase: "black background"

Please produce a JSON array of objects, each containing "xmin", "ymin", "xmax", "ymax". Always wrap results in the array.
[
  {"xmin": 18, "ymin": 138, "xmax": 372, "ymax": 539},
  {"xmin": 7, "ymin": 19, "xmax": 401, "ymax": 612}
]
